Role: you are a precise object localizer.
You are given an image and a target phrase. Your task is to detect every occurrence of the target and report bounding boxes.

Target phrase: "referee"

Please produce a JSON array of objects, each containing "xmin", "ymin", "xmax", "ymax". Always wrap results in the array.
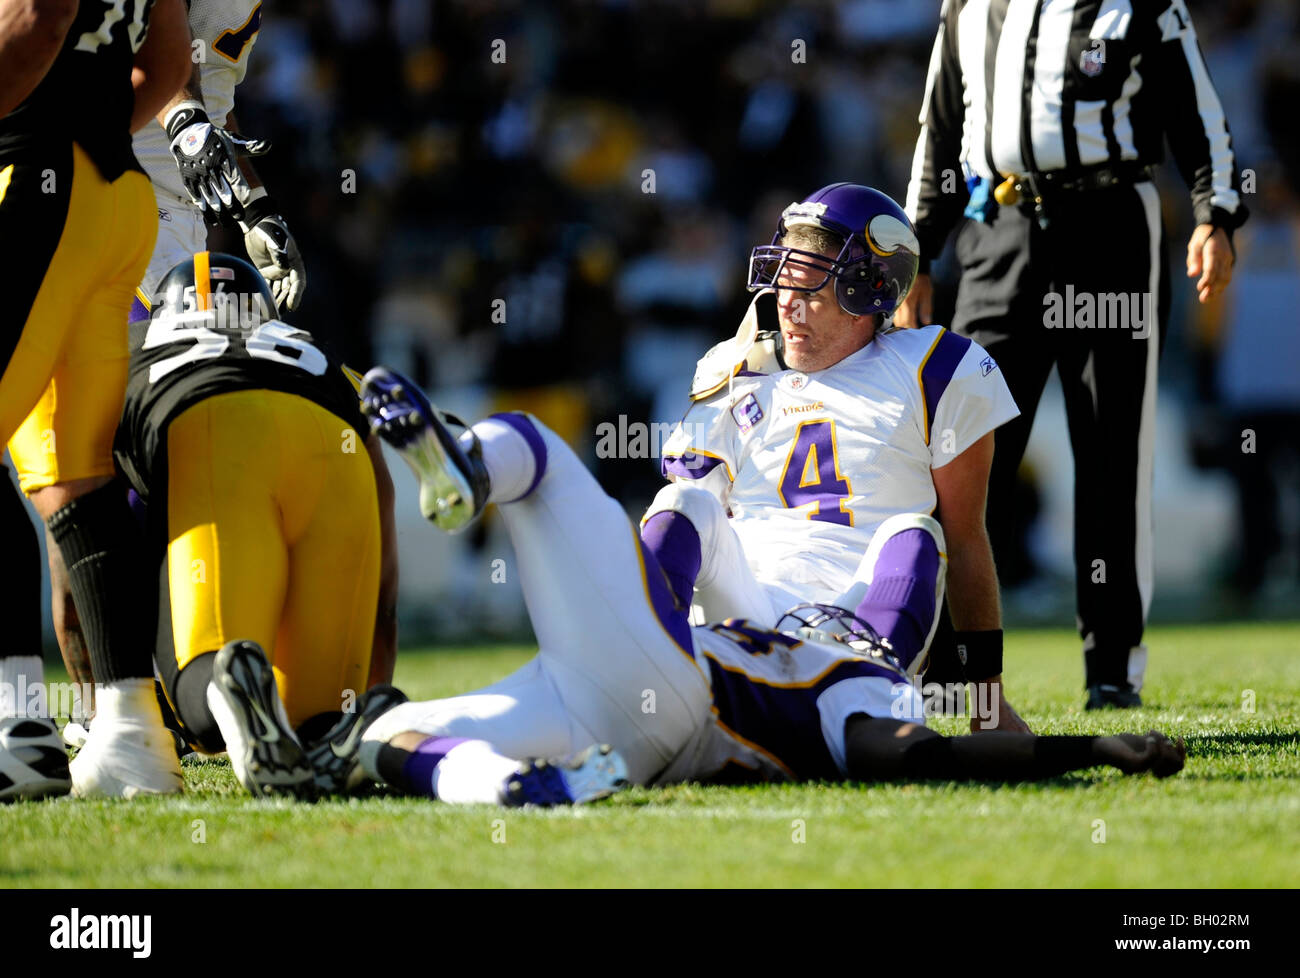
[{"xmin": 897, "ymin": 0, "xmax": 1247, "ymax": 708}]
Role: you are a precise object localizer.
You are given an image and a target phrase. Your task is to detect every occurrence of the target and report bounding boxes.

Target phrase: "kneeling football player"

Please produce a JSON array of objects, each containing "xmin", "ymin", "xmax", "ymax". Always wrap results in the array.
[
  {"xmin": 342, "ymin": 368, "xmax": 1185, "ymax": 807},
  {"xmin": 109, "ymin": 253, "xmax": 403, "ymax": 797}
]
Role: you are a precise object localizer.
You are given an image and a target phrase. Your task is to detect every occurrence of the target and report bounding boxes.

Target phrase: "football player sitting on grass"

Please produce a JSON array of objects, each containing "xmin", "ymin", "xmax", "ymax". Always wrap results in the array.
[
  {"xmin": 642, "ymin": 184, "xmax": 1028, "ymax": 734},
  {"xmin": 329, "ymin": 366, "xmax": 1185, "ymax": 808}
]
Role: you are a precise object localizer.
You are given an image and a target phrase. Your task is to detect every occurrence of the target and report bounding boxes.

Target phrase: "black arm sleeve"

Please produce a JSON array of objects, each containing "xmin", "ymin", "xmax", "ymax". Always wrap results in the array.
[
  {"xmin": 905, "ymin": 0, "xmax": 971, "ymax": 270},
  {"xmin": 1148, "ymin": 0, "xmax": 1248, "ymax": 232}
]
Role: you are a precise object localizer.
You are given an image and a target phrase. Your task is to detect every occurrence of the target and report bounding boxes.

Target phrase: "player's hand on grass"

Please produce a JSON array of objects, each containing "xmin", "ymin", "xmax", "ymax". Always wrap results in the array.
[
  {"xmin": 1095, "ymin": 731, "xmax": 1187, "ymax": 778},
  {"xmin": 166, "ymin": 102, "xmax": 270, "ymax": 227},
  {"xmin": 893, "ymin": 272, "xmax": 933, "ymax": 328},
  {"xmin": 969, "ymin": 680, "xmax": 1033, "ymax": 734},
  {"xmin": 243, "ymin": 214, "xmax": 306, "ymax": 311}
]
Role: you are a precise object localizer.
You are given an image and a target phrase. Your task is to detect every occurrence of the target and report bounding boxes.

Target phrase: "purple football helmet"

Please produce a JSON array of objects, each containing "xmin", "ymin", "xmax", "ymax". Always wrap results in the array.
[{"xmin": 748, "ymin": 183, "xmax": 920, "ymax": 317}]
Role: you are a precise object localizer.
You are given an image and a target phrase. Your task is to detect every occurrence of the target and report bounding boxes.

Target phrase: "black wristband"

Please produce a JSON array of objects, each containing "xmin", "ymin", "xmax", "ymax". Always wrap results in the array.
[
  {"xmin": 954, "ymin": 629, "xmax": 1003, "ymax": 682},
  {"xmin": 239, "ymin": 195, "xmax": 280, "ymax": 229},
  {"xmin": 1032, "ymin": 736, "xmax": 1097, "ymax": 777},
  {"xmin": 165, "ymin": 104, "xmax": 210, "ymax": 141}
]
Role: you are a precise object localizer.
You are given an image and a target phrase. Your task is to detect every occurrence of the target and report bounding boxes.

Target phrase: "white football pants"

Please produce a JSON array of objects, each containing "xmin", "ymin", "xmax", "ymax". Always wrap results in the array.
[{"xmin": 366, "ymin": 417, "xmax": 713, "ymax": 785}]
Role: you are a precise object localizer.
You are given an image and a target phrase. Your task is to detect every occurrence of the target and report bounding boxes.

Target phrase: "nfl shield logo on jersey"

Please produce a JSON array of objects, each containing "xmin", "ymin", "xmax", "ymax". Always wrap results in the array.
[
  {"xmin": 1080, "ymin": 46, "xmax": 1105, "ymax": 77},
  {"xmin": 731, "ymin": 392, "xmax": 764, "ymax": 433}
]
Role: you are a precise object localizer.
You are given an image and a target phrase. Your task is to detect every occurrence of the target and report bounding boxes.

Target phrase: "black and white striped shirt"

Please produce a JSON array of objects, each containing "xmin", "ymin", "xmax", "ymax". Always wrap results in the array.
[{"xmin": 905, "ymin": 0, "xmax": 1247, "ymax": 262}]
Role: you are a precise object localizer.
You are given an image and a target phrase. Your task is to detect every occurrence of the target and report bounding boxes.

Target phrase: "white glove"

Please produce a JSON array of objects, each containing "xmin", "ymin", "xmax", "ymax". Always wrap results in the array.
[{"xmin": 242, "ymin": 212, "xmax": 306, "ymax": 311}]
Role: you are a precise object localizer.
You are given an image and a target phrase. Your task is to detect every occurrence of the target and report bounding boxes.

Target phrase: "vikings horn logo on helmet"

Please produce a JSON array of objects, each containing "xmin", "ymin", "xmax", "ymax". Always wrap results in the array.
[{"xmin": 747, "ymin": 183, "xmax": 920, "ymax": 317}]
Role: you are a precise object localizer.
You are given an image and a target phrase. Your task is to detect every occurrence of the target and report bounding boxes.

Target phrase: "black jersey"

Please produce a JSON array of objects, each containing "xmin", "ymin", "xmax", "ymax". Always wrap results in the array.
[
  {"xmin": 115, "ymin": 311, "xmax": 369, "ymax": 503},
  {"xmin": 0, "ymin": 0, "xmax": 156, "ymax": 180}
]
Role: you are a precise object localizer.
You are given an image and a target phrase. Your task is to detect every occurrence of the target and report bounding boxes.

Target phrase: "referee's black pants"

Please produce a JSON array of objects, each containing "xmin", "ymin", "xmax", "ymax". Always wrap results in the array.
[{"xmin": 951, "ymin": 181, "xmax": 1169, "ymax": 692}]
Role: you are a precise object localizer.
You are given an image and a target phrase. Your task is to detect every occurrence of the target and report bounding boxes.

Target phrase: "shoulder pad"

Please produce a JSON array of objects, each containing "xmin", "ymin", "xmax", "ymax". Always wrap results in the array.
[{"xmin": 690, "ymin": 291, "xmax": 783, "ymax": 401}]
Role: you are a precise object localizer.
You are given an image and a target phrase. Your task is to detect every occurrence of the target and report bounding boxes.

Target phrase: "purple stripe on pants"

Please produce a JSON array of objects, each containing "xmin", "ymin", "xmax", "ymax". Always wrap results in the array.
[
  {"xmin": 639, "ymin": 511, "xmax": 702, "ymax": 612},
  {"xmin": 854, "ymin": 529, "xmax": 940, "ymax": 671},
  {"xmin": 485, "ymin": 411, "xmax": 548, "ymax": 501}
]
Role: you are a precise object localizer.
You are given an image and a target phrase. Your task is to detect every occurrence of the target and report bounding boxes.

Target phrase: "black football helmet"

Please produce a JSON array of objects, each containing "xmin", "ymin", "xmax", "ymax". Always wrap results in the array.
[{"xmin": 150, "ymin": 251, "xmax": 278, "ymax": 329}]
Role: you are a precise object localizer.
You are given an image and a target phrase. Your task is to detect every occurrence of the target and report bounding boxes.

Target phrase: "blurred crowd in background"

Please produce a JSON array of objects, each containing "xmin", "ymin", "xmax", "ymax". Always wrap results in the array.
[{"xmin": 214, "ymin": 0, "xmax": 1300, "ymax": 629}]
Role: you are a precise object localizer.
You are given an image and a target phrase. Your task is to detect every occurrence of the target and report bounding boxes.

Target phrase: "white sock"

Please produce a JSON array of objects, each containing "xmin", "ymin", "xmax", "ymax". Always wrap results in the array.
[
  {"xmin": 0, "ymin": 655, "xmax": 44, "ymax": 718},
  {"xmin": 432, "ymin": 739, "xmax": 522, "ymax": 804},
  {"xmin": 467, "ymin": 416, "xmax": 541, "ymax": 505},
  {"xmin": 94, "ymin": 678, "xmax": 165, "ymax": 728}
]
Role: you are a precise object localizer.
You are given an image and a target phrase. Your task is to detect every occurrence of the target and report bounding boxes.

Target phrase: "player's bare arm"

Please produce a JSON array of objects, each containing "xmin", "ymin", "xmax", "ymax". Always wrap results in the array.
[
  {"xmin": 843, "ymin": 714, "xmax": 1185, "ymax": 781},
  {"xmin": 367, "ymin": 432, "xmax": 399, "ymax": 688},
  {"xmin": 932, "ymin": 430, "xmax": 1031, "ymax": 734},
  {"xmin": 0, "ymin": 0, "xmax": 77, "ymax": 117},
  {"xmin": 129, "ymin": 0, "xmax": 190, "ymax": 133}
]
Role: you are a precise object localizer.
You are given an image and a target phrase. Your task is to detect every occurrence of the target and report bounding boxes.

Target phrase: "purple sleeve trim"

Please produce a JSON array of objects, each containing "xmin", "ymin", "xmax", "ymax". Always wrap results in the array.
[
  {"xmin": 488, "ymin": 411, "xmax": 548, "ymax": 499},
  {"xmin": 662, "ymin": 452, "xmax": 726, "ymax": 481},
  {"xmin": 921, "ymin": 329, "xmax": 972, "ymax": 445}
]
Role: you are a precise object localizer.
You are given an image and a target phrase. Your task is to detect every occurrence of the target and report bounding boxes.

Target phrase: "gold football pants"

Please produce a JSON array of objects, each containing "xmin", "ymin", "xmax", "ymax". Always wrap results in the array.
[
  {"xmin": 1, "ymin": 143, "xmax": 156, "ymax": 491},
  {"xmin": 165, "ymin": 389, "xmax": 380, "ymax": 727}
]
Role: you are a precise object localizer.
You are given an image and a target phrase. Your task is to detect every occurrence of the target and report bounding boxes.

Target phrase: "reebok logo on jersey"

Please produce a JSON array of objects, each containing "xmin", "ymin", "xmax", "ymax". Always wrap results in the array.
[
  {"xmin": 980, "ymin": 357, "xmax": 997, "ymax": 376},
  {"xmin": 731, "ymin": 393, "xmax": 763, "ymax": 433}
]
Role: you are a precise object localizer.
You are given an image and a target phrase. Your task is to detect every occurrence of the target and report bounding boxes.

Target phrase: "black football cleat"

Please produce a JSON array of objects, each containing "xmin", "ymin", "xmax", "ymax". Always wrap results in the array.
[
  {"xmin": 501, "ymin": 744, "xmax": 629, "ymax": 807},
  {"xmin": 306, "ymin": 684, "xmax": 409, "ymax": 795},
  {"xmin": 212, "ymin": 640, "xmax": 315, "ymax": 798},
  {"xmin": 360, "ymin": 367, "xmax": 489, "ymax": 533},
  {"xmin": 1085, "ymin": 684, "xmax": 1143, "ymax": 710}
]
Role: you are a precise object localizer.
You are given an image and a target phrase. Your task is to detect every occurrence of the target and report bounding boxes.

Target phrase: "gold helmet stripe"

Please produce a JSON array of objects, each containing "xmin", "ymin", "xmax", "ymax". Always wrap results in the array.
[{"xmin": 194, "ymin": 251, "xmax": 211, "ymax": 311}]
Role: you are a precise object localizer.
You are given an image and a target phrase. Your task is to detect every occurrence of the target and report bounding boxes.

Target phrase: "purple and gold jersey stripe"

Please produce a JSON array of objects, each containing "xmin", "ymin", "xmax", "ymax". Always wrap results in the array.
[
  {"xmin": 701, "ymin": 652, "xmax": 909, "ymax": 780},
  {"xmin": 918, "ymin": 328, "xmax": 971, "ymax": 446},
  {"xmin": 661, "ymin": 449, "xmax": 733, "ymax": 482}
]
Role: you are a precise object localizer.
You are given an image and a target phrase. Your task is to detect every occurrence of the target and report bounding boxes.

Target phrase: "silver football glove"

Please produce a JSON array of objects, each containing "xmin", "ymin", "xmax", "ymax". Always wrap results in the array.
[
  {"xmin": 242, "ymin": 209, "xmax": 307, "ymax": 311},
  {"xmin": 165, "ymin": 101, "xmax": 270, "ymax": 227}
]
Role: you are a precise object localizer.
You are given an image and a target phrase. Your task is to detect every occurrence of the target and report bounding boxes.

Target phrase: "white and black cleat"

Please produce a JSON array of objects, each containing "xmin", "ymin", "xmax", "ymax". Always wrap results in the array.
[
  {"xmin": 0, "ymin": 715, "xmax": 72, "ymax": 802},
  {"xmin": 502, "ymin": 744, "xmax": 629, "ymax": 807},
  {"xmin": 360, "ymin": 366, "xmax": 489, "ymax": 533},
  {"xmin": 212, "ymin": 640, "xmax": 315, "ymax": 799},
  {"xmin": 306, "ymin": 684, "xmax": 408, "ymax": 795}
]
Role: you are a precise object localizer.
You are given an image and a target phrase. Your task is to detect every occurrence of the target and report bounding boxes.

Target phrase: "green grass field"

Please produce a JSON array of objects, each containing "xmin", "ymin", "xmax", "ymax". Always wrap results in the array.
[{"xmin": 3, "ymin": 621, "xmax": 1297, "ymax": 888}]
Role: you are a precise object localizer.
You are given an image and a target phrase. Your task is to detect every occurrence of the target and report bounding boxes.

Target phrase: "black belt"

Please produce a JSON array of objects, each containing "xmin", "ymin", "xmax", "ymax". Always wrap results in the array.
[
  {"xmin": 1031, "ymin": 162, "xmax": 1153, "ymax": 193},
  {"xmin": 995, "ymin": 163, "xmax": 1153, "ymax": 228}
]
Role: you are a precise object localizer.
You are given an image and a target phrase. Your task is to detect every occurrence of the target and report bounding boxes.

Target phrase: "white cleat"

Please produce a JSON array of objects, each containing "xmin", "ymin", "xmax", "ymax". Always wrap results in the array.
[
  {"xmin": 360, "ymin": 367, "xmax": 489, "ymax": 533},
  {"xmin": 69, "ymin": 719, "xmax": 183, "ymax": 799},
  {"xmin": 1, "ymin": 715, "xmax": 72, "ymax": 802},
  {"xmin": 62, "ymin": 719, "xmax": 91, "ymax": 750}
]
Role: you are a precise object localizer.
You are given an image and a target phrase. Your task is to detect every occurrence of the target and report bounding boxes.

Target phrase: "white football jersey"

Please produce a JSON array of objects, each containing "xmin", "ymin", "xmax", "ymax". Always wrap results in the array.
[
  {"xmin": 133, "ymin": 0, "xmax": 265, "ymax": 204},
  {"xmin": 661, "ymin": 325, "xmax": 1019, "ymax": 600}
]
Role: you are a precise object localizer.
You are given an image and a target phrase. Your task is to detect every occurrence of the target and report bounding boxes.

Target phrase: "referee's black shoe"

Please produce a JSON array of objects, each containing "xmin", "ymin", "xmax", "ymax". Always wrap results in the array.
[{"xmin": 1086, "ymin": 684, "xmax": 1143, "ymax": 710}]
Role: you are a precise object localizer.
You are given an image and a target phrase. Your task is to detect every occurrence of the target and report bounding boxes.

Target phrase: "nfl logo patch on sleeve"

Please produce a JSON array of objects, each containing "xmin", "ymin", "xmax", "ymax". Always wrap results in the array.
[{"xmin": 731, "ymin": 392, "xmax": 764, "ymax": 433}]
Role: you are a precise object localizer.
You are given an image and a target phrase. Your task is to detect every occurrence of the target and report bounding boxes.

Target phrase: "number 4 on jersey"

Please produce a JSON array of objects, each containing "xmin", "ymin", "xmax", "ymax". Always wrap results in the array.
[{"xmin": 778, "ymin": 419, "xmax": 853, "ymax": 525}]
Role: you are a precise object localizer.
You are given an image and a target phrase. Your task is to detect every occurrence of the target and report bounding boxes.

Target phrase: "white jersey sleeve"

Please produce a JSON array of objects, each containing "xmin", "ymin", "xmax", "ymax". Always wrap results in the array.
[
  {"xmin": 660, "ymin": 380, "xmax": 763, "ymax": 505},
  {"xmin": 132, "ymin": 0, "xmax": 265, "ymax": 203},
  {"xmin": 922, "ymin": 332, "xmax": 1020, "ymax": 468}
]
